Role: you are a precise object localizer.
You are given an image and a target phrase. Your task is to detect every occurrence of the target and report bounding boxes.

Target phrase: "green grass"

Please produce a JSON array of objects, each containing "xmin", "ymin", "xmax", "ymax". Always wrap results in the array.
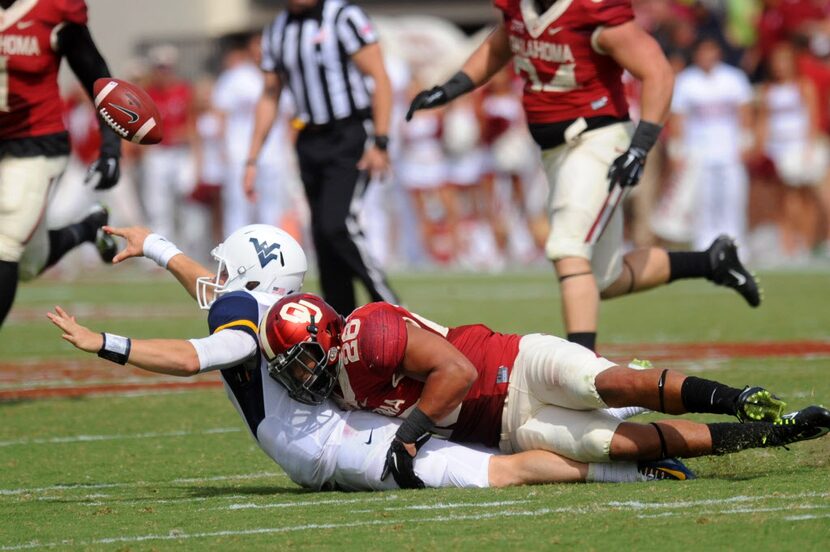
[{"xmin": 1, "ymin": 270, "xmax": 829, "ymax": 550}]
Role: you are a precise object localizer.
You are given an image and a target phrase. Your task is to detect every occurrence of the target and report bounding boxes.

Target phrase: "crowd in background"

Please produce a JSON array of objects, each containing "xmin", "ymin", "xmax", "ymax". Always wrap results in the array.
[{"xmin": 53, "ymin": 0, "xmax": 830, "ymax": 272}]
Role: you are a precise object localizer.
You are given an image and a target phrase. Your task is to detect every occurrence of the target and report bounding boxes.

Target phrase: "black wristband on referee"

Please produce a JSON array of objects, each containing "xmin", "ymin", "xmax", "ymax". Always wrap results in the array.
[
  {"xmin": 442, "ymin": 71, "xmax": 475, "ymax": 101},
  {"xmin": 97, "ymin": 332, "xmax": 132, "ymax": 365},
  {"xmin": 629, "ymin": 120, "xmax": 663, "ymax": 153},
  {"xmin": 373, "ymin": 135, "xmax": 389, "ymax": 151},
  {"xmin": 395, "ymin": 407, "xmax": 435, "ymax": 444}
]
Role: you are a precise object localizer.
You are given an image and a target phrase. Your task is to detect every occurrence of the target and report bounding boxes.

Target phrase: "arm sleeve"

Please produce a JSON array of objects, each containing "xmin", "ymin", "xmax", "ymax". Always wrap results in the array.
[
  {"xmin": 585, "ymin": 0, "xmax": 635, "ymax": 27},
  {"xmin": 335, "ymin": 4, "xmax": 378, "ymax": 56},
  {"xmin": 58, "ymin": 0, "xmax": 88, "ymax": 25},
  {"xmin": 56, "ymin": 24, "xmax": 121, "ymax": 157},
  {"xmin": 207, "ymin": 291, "xmax": 261, "ymax": 342},
  {"xmin": 354, "ymin": 304, "xmax": 408, "ymax": 379},
  {"xmin": 189, "ymin": 330, "xmax": 258, "ymax": 373}
]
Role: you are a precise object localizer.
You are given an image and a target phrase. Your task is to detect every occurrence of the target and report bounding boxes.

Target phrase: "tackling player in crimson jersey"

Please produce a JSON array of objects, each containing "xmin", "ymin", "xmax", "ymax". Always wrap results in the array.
[
  {"xmin": 406, "ymin": 0, "xmax": 761, "ymax": 353},
  {"xmin": 0, "ymin": 0, "xmax": 121, "ymax": 330},
  {"xmin": 261, "ymin": 293, "xmax": 830, "ymax": 489}
]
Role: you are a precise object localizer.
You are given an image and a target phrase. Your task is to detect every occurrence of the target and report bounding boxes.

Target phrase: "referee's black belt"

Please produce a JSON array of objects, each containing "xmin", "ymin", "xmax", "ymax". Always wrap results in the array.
[
  {"xmin": 300, "ymin": 111, "xmax": 370, "ymax": 134},
  {"xmin": 529, "ymin": 115, "xmax": 630, "ymax": 150}
]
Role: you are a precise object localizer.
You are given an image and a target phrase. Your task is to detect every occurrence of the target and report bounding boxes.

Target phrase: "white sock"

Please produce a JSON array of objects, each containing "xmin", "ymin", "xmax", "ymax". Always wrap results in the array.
[
  {"xmin": 604, "ymin": 406, "xmax": 650, "ymax": 420},
  {"xmin": 587, "ymin": 462, "xmax": 644, "ymax": 483}
]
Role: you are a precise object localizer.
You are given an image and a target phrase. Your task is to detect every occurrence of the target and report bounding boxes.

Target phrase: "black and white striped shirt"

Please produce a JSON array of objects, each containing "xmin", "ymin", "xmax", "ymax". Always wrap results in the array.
[{"xmin": 261, "ymin": 0, "xmax": 378, "ymax": 126}]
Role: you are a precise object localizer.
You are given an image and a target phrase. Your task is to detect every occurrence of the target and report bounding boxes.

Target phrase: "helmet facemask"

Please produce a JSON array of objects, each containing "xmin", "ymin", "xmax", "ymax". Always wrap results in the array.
[{"xmin": 266, "ymin": 315, "xmax": 340, "ymax": 406}]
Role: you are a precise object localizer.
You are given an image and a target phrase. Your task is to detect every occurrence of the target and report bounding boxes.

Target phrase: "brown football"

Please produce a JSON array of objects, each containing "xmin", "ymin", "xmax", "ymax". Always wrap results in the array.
[{"xmin": 93, "ymin": 78, "xmax": 164, "ymax": 145}]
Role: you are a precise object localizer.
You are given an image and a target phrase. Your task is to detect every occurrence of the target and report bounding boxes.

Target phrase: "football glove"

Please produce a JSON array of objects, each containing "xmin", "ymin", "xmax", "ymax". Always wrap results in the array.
[
  {"xmin": 85, "ymin": 155, "xmax": 121, "ymax": 190},
  {"xmin": 607, "ymin": 146, "xmax": 647, "ymax": 191},
  {"xmin": 406, "ymin": 71, "xmax": 475, "ymax": 121},
  {"xmin": 381, "ymin": 434, "xmax": 431, "ymax": 489}
]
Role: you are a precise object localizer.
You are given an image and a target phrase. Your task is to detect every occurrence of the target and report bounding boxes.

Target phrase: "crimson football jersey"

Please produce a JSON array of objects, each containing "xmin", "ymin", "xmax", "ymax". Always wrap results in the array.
[
  {"xmin": 145, "ymin": 81, "xmax": 192, "ymax": 147},
  {"xmin": 335, "ymin": 302, "xmax": 521, "ymax": 447},
  {"xmin": 493, "ymin": 0, "xmax": 633, "ymax": 124},
  {"xmin": 0, "ymin": 0, "xmax": 87, "ymax": 140}
]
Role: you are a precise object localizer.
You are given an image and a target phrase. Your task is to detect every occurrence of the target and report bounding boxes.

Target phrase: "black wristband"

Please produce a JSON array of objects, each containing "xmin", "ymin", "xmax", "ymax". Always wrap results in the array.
[
  {"xmin": 373, "ymin": 135, "xmax": 389, "ymax": 152},
  {"xmin": 395, "ymin": 407, "xmax": 434, "ymax": 444},
  {"xmin": 442, "ymin": 71, "xmax": 475, "ymax": 101},
  {"xmin": 629, "ymin": 120, "xmax": 663, "ymax": 153},
  {"xmin": 97, "ymin": 332, "xmax": 131, "ymax": 365}
]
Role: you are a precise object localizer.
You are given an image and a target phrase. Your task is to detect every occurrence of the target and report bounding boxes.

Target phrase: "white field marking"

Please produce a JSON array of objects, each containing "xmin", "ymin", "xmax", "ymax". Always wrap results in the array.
[
  {"xmin": 636, "ymin": 504, "xmax": 830, "ymax": 519},
  {"xmin": 607, "ymin": 492, "xmax": 830, "ymax": 510},
  {"xmin": 75, "ymin": 494, "xmax": 254, "ymax": 507},
  {"xmin": 0, "ymin": 427, "xmax": 240, "ymax": 448},
  {"xmin": 224, "ymin": 498, "xmax": 528, "ymax": 512},
  {"xmin": 4, "ymin": 494, "xmax": 830, "ymax": 550},
  {"xmin": 0, "ymin": 472, "xmax": 284, "ymax": 496},
  {"xmin": 785, "ymin": 513, "xmax": 830, "ymax": 521}
]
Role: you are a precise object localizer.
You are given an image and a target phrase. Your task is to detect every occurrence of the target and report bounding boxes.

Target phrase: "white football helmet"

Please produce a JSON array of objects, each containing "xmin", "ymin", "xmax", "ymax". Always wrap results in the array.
[{"xmin": 196, "ymin": 224, "xmax": 308, "ymax": 310}]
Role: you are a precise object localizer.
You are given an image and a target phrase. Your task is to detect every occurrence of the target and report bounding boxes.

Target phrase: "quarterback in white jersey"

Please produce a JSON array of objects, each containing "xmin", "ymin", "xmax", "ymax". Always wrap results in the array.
[{"xmin": 47, "ymin": 224, "xmax": 682, "ymax": 490}]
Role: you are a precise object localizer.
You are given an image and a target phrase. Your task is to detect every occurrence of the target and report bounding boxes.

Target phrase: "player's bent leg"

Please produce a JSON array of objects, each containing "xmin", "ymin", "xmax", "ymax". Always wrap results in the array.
[
  {"xmin": 488, "ymin": 450, "xmax": 588, "ymax": 487},
  {"xmin": 553, "ymin": 256, "xmax": 600, "ymax": 349},
  {"xmin": 512, "ymin": 405, "xmax": 621, "ymax": 463},
  {"xmin": 600, "ymin": 247, "xmax": 671, "ymax": 299}
]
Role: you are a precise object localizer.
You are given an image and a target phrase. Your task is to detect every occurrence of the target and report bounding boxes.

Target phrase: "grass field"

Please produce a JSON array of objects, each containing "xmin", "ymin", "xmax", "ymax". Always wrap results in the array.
[{"xmin": 1, "ymin": 268, "xmax": 829, "ymax": 550}]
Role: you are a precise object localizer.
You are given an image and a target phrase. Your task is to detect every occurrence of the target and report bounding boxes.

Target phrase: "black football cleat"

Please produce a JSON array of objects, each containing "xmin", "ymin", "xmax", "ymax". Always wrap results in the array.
[
  {"xmin": 83, "ymin": 204, "xmax": 117, "ymax": 264},
  {"xmin": 736, "ymin": 386, "xmax": 786, "ymax": 423},
  {"xmin": 707, "ymin": 235, "xmax": 761, "ymax": 307},
  {"xmin": 777, "ymin": 405, "xmax": 830, "ymax": 443}
]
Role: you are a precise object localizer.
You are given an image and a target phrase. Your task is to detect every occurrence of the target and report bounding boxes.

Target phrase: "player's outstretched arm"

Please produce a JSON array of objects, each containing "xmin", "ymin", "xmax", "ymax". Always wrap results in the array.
[
  {"xmin": 58, "ymin": 24, "xmax": 121, "ymax": 190},
  {"xmin": 104, "ymin": 226, "xmax": 213, "ymax": 301},
  {"xmin": 405, "ymin": 23, "xmax": 512, "ymax": 121},
  {"xmin": 47, "ymin": 306, "xmax": 200, "ymax": 376}
]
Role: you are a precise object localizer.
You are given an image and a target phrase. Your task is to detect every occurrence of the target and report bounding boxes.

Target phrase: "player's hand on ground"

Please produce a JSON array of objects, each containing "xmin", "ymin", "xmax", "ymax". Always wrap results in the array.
[
  {"xmin": 103, "ymin": 226, "xmax": 152, "ymax": 264},
  {"xmin": 357, "ymin": 146, "xmax": 390, "ymax": 178},
  {"xmin": 381, "ymin": 437, "xmax": 427, "ymax": 489},
  {"xmin": 406, "ymin": 87, "xmax": 448, "ymax": 121},
  {"xmin": 243, "ymin": 164, "xmax": 258, "ymax": 203},
  {"xmin": 47, "ymin": 306, "xmax": 103, "ymax": 353},
  {"xmin": 607, "ymin": 146, "xmax": 647, "ymax": 191},
  {"xmin": 85, "ymin": 155, "xmax": 121, "ymax": 190}
]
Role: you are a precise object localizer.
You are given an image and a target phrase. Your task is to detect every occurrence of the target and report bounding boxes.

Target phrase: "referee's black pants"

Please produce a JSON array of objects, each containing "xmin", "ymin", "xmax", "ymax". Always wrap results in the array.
[{"xmin": 296, "ymin": 118, "xmax": 398, "ymax": 315}]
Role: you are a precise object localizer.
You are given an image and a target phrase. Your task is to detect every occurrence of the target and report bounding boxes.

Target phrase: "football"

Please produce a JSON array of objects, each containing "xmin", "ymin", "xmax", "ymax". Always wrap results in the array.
[{"xmin": 93, "ymin": 78, "xmax": 163, "ymax": 145}]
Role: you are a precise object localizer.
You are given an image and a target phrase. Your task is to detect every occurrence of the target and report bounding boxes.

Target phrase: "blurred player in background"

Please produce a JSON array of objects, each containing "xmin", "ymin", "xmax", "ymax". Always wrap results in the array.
[
  {"xmin": 669, "ymin": 37, "xmax": 755, "ymax": 252},
  {"xmin": 213, "ymin": 31, "xmax": 292, "ymax": 235},
  {"xmin": 407, "ymin": 0, "xmax": 761, "ymax": 351},
  {"xmin": 140, "ymin": 45, "xmax": 193, "ymax": 246},
  {"xmin": 0, "ymin": 0, "xmax": 121, "ymax": 330},
  {"xmin": 189, "ymin": 77, "xmax": 226, "ymax": 246}
]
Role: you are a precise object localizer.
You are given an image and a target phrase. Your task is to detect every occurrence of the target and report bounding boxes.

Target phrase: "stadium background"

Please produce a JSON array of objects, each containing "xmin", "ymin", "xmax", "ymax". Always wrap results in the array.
[{"xmin": 2, "ymin": 1, "xmax": 830, "ymax": 549}]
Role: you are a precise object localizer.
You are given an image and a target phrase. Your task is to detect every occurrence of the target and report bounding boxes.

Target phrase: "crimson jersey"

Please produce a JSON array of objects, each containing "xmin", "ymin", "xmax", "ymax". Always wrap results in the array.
[
  {"xmin": 0, "ymin": 0, "xmax": 87, "ymax": 140},
  {"xmin": 335, "ymin": 303, "xmax": 521, "ymax": 447},
  {"xmin": 146, "ymin": 81, "xmax": 192, "ymax": 147},
  {"xmin": 493, "ymin": 0, "xmax": 633, "ymax": 124}
]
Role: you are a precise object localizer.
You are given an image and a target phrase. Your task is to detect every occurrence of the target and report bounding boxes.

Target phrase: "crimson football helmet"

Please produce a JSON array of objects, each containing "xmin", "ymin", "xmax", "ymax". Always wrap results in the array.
[{"xmin": 258, "ymin": 293, "xmax": 344, "ymax": 405}]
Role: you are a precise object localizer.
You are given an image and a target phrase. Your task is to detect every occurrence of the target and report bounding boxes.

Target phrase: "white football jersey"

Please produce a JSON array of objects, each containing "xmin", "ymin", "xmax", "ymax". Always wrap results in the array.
[
  {"xmin": 672, "ymin": 62, "xmax": 753, "ymax": 164},
  {"xmin": 207, "ymin": 290, "xmax": 348, "ymax": 489}
]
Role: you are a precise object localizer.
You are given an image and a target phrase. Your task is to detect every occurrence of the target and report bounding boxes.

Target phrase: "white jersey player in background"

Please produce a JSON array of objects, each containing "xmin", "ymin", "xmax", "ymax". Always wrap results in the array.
[
  {"xmin": 669, "ymin": 38, "xmax": 754, "ymax": 251},
  {"xmin": 47, "ymin": 224, "xmax": 688, "ymax": 490},
  {"xmin": 213, "ymin": 32, "xmax": 295, "ymax": 234}
]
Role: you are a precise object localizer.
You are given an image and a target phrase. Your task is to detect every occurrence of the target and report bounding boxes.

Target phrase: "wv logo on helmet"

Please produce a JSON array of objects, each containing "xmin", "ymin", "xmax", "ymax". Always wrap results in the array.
[{"xmin": 249, "ymin": 238, "xmax": 285, "ymax": 268}]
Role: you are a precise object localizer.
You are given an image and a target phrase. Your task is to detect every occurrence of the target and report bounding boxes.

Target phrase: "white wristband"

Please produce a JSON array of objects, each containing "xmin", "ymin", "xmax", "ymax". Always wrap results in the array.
[{"xmin": 143, "ymin": 233, "xmax": 182, "ymax": 268}]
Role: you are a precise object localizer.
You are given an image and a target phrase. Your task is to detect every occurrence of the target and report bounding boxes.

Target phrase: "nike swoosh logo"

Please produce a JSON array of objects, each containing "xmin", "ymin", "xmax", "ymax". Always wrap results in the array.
[
  {"xmin": 17, "ymin": 20, "xmax": 35, "ymax": 29},
  {"xmin": 548, "ymin": 27, "xmax": 563, "ymax": 36},
  {"xmin": 728, "ymin": 269, "xmax": 747, "ymax": 286},
  {"xmin": 364, "ymin": 428, "xmax": 373, "ymax": 445},
  {"xmin": 108, "ymin": 103, "xmax": 140, "ymax": 124}
]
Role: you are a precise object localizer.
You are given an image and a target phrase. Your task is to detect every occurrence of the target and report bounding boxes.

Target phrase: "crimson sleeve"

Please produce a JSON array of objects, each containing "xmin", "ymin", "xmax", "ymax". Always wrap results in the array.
[
  {"xmin": 584, "ymin": 0, "xmax": 634, "ymax": 27},
  {"xmin": 58, "ymin": 0, "xmax": 89, "ymax": 25},
  {"xmin": 354, "ymin": 304, "xmax": 408, "ymax": 379}
]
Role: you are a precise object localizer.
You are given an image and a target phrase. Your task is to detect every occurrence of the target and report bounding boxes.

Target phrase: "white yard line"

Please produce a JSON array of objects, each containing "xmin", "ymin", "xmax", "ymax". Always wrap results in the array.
[
  {"xmin": 0, "ymin": 472, "xmax": 285, "ymax": 496},
  {"xmin": 0, "ymin": 427, "xmax": 240, "ymax": 448},
  {"xmin": 225, "ymin": 498, "xmax": 528, "ymax": 512},
  {"xmin": 637, "ymin": 504, "xmax": 830, "ymax": 519},
  {"xmin": 2, "ymin": 493, "xmax": 829, "ymax": 549},
  {"xmin": 784, "ymin": 513, "xmax": 830, "ymax": 521}
]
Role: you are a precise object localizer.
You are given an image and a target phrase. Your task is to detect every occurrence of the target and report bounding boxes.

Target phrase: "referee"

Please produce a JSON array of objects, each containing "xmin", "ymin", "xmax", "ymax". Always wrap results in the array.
[{"xmin": 244, "ymin": 0, "xmax": 398, "ymax": 315}]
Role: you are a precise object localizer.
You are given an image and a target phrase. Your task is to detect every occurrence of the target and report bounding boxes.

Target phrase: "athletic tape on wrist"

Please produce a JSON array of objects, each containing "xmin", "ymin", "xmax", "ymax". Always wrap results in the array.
[
  {"xmin": 98, "ymin": 332, "xmax": 131, "ymax": 365},
  {"xmin": 143, "ymin": 233, "xmax": 182, "ymax": 268},
  {"xmin": 630, "ymin": 120, "xmax": 663, "ymax": 153},
  {"xmin": 395, "ymin": 407, "xmax": 434, "ymax": 444}
]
